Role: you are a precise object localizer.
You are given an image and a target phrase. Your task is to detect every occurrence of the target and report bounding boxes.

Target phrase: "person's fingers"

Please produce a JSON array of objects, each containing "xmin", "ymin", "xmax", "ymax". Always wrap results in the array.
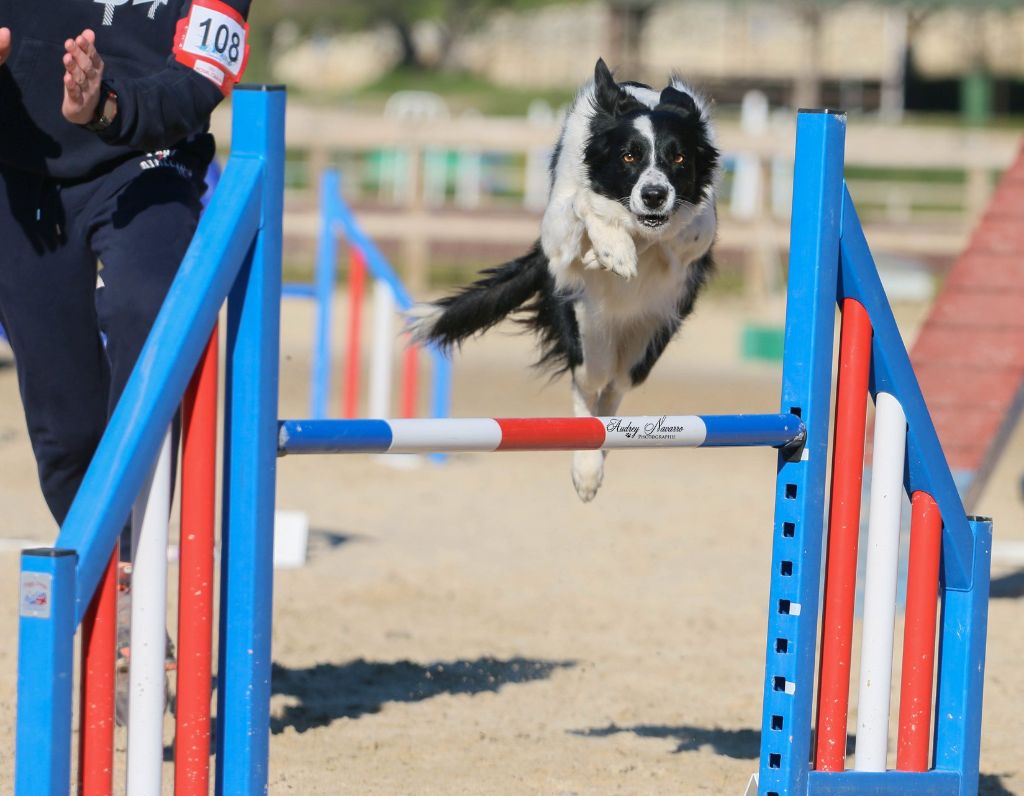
[
  {"xmin": 73, "ymin": 31, "xmax": 103, "ymax": 73},
  {"xmin": 64, "ymin": 71, "xmax": 82, "ymax": 104},
  {"xmin": 64, "ymin": 55, "xmax": 86, "ymax": 86},
  {"xmin": 72, "ymin": 38, "xmax": 92, "ymax": 74}
]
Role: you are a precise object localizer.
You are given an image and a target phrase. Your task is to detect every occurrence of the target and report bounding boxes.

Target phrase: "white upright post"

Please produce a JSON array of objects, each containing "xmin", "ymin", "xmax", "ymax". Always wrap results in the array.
[
  {"xmin": 125, "ymin": 429, "xmax": 172, "ymax": 796},
  {"xmin": 368, "ymin": 281, "xmax": 395, "ymax": 419},
  {"xmin": 855, "ymin": 392, "xmax": 907, "ymax": 771}
]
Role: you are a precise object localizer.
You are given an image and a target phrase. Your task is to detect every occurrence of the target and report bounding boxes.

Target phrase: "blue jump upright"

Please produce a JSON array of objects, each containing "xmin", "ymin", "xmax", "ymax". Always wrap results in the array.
[
  {"xmin": 13, "ymin": 104, "xmax": 992, "ymax": 795},
  {"xmin": 754, "ymin": 110, "xmax": 992, "ymax": 796},
  {"xmin": 14, "ymin": 86, "xmax": 286, "ymax": 795}
]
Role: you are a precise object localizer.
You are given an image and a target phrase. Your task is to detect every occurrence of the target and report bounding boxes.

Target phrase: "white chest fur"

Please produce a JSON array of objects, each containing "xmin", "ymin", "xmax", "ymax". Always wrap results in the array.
[{"xmin": 567, "ymin": 197, "xmax": 715, "ymax": 327}]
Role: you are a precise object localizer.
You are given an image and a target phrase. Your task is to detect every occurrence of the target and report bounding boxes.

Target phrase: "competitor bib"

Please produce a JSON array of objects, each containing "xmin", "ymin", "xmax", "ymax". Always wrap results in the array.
[{"xmin": 174, "ymin": 0, "xmax": 249, "ymax": 94}]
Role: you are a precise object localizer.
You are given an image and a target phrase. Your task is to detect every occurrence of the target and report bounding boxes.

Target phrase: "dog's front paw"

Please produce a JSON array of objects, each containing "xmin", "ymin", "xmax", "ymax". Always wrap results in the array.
[
  {"xmin": 581, "ymin": 246, "xmax": 634, "ymax": 280},
  {"xmin": 600, "ymin": 249, "xmax": 638, "ymax": 280},
  {"xmin": 582, "ymin": 247, "xmax": 601, "ymax": 270},
  {"xmin": 581, "ymin": 247, "xmax": 637, "ymax": 279},
  {"xmin": 572, "ymin": 449, "xmax": 605, "ymax": 502}
]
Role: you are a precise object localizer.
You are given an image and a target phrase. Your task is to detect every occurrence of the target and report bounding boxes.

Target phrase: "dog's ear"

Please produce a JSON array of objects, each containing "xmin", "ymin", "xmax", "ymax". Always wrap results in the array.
[
  {"xmin": 657, "ymin": 86, "xmax": 699, "ymax": 118},
  {"xmin": 592, "ymin": 58, "xmax": 642, "ymax": 117}
]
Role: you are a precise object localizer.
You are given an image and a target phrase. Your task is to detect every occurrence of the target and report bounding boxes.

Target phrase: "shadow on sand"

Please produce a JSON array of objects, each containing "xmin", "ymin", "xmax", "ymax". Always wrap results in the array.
[
  {"xmin": 572, "ymin": 727, "xmax": 1015, "ymax": 794},
  {"xmin": 571, "ymin": 724, "xmax": 857, "ymax": 761},
  {"xmin": 979, "ymin": 773, "xmax": 1017, "ymax": 795},
  {"xmin": 270, "ymin": 656, "xmax": 575, "ymax": 734},
  {"xmin": 571, "ymin": 723, "xmax": 762, "ymax": 758},
  {"xmin": 990, "ymin": 567, "xmax": 1024, "ymax": 599}
]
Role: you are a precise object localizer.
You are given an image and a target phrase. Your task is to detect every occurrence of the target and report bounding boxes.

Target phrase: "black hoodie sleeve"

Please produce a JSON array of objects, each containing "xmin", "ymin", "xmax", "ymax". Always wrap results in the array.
[{"xmin": 98, "ymin": 0, "xmax": 250, "ymax": 152}]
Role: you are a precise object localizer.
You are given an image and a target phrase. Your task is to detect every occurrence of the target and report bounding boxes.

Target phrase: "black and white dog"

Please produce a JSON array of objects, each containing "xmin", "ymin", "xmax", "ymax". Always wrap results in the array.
[{"xmin": 411, "ymin": 59, "xmax": 719, "ymax": 501}]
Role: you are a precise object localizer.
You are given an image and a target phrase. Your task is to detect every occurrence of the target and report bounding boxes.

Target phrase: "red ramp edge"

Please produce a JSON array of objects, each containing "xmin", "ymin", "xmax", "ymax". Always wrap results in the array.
[{"xmin": 910, "ymin": 141, "xmax": 1024, "ymax": 507}]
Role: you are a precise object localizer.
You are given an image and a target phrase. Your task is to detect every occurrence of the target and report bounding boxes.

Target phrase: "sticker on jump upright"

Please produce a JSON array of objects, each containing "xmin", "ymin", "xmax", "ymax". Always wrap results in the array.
[
  {"xmin": 174, "ymin": 0, "xmax": 249, "ymax": 94},
  {"xmin": 601, "ymin": 416, "xmax": 707, "ymax": 448},
  {"xmin": 20, "ymin": 572, "xmax": 53, "ymax": 619}
]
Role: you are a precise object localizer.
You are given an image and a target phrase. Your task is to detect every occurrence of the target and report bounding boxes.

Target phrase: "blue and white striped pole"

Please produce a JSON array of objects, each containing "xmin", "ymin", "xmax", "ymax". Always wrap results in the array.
[{"xmin": 277, "ymin": 413, "xmax": 804, "ymax": 455}]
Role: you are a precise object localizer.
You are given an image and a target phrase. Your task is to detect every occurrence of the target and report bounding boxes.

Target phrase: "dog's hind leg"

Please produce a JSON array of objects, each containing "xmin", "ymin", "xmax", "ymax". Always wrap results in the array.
[
  {"xmin": 570, "ymin": 377, "xmax": 624, "ymax": 503},
  {"xmin": 570, "ymin": 310, "xmax": 620, "ymax": 502},
  {"xmin": 571, "ymin": 377, "xmax": 605, "ymax": 502}
]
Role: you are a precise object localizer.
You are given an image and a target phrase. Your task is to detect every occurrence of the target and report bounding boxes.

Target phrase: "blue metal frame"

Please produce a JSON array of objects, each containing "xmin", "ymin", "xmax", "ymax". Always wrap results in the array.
[
  {"xmin": 15, "ymin": 549, "xmax": 76, "ymax": 795},
  {"xmin": 14, "ymin": 87, "xmax": 284, "ymax": 795},
  {"xmin": 309, "ymin": 169, "xmax": 453, "ymax": 424},
  {"xmin": 14, "ymin": 97, "xmax": 992, "ymax": 796},
  {"xmin": 757, "ymin": 111, "xmax": 992, "ymax": 796},
  {"xmin": 933, "ymin": 517, "xmax": 992, "ymax": 791},
  {"xmin": 759, "ymin": 110, "xmax": 846, "ymax": 796},
  {"xmin": 214, "ymin": 85, "xmax": 286, "ymax": 795},
  {"xmin": 838, "ymin": 192, "xmax": 972, "ymax": 590}
]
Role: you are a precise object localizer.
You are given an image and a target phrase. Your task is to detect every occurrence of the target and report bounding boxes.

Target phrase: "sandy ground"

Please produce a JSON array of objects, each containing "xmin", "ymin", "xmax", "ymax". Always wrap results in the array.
[{"xmin": 0, "ymin": 292, "xmax": 1021, "ymax": 794}]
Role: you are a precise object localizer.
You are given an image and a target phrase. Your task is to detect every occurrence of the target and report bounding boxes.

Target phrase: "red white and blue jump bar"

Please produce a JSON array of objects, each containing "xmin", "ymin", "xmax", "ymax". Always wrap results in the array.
[{"xmin": 278, "ymin": 414, "xmax": 804, "ymax": 455}]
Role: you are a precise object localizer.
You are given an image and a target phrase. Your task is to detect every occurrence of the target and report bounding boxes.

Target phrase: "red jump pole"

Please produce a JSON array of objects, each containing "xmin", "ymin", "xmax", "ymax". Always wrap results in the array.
[
  {"xmin": 175, "ymin": 325, "xmax": 219, "ymax": 796},
  {"xmin": 78, "ymin": 547, "xmax": 118, "ymax": 796},
  {"xmin": 814, "ymin": 298, "xmax": 872, "ymax": 771},
  {"xmin": 896, "ymin": 491, "xmax": 942, "ymax": 771},
  {"xmin": 401, "ymin": 342, "xmax": 419, "ymax": 418},
  {"xmin": 342, "ymin": 248, "xmax": 366, "ymax": 419}
]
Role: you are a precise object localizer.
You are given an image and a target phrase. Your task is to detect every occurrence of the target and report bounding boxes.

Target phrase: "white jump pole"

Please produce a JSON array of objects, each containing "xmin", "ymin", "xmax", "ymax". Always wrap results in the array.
[
  {"xmin": 368, "ymin": 281, "xmax": 395, "ymax": 419},
  {"xmin": 855, "ymin": 392, "xmax": 907, "ymax": 772},
  {"xmin": 126, "ymin": 429, "xmax": 172, "ymax": 795}
]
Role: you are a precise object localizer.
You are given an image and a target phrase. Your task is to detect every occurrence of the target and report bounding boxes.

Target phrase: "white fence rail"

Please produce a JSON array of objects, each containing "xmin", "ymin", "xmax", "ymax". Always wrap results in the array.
[{"xmin": 211, "ymin": 103, "xmax": 1021, "ymax": 290}]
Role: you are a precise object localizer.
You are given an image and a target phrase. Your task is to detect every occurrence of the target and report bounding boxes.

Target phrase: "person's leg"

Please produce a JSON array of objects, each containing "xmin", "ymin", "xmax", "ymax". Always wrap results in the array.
[
  {"xmin": 86, "ymin": 155, "xmax": 206, "ymax": 723},
  {"xmin": 89, "ymin": 158, "xmax": 205, "ymax": 553},
  {"xmin": 0, "ymin": 167, "xmax": 109, "ymax": 525},
  {"xmin": 89, "ymin": 162, "xmax": 205, "ymax": 410}
]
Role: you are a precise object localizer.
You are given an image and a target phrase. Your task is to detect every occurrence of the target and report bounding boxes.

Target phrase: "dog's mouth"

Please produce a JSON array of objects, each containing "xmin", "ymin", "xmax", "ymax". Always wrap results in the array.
[{"xmin": 637, "ymin": 213, "xmax": 670, "ymax": 228}]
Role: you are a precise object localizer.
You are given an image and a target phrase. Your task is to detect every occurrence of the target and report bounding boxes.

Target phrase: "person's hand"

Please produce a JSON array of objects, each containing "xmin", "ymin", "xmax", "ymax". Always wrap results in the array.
[
  {"xmin": 0, "ymin": 28, "xmax": 11, "ymax": 67},
  {"xmin": 62, "ymin": 29, "xmax": 105, "ymax": 125}
]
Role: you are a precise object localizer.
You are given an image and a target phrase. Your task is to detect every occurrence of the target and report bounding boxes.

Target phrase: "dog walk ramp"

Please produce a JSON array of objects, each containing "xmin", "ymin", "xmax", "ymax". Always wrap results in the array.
[{"xmin": 910, "ymin": 140, "xmax": 1024, "ymax": 507}]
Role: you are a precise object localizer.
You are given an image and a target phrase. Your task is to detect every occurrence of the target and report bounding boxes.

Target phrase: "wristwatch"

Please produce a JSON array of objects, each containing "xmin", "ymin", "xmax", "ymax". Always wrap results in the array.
[{"xmin": 83, "ymin": 83, "xmax": 118, "ymax": 132}]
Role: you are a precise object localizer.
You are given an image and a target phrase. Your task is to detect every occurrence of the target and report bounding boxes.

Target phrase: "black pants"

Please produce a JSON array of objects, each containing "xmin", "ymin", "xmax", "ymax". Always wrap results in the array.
[{"xmin": 0, "ymin": 153, "xmax": 206, "ymax": 531}]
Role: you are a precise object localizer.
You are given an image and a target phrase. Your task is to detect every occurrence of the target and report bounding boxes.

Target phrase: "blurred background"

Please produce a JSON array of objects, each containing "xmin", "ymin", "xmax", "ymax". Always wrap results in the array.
[{"xmin": 214, "ymin": 0, "xmax": 1024, "ymax": 308}]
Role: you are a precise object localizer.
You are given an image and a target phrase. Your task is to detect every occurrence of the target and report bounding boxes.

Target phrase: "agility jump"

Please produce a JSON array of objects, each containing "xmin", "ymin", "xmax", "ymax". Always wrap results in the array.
[{"xmin": 14, "ymin": 89, "xmax": 992, "ymax": 796}]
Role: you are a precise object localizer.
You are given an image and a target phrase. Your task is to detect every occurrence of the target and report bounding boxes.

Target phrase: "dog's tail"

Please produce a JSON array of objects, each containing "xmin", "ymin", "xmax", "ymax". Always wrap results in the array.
[{"xmin": 408, "ymin": 242, "xmax": 549, "ymax": 351}]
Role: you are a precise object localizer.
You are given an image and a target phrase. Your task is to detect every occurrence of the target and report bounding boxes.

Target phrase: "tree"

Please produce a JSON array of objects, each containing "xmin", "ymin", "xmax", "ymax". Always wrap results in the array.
[{"xmin": 247, "ymin": 0, "xmax": 577, "ymax": 78}]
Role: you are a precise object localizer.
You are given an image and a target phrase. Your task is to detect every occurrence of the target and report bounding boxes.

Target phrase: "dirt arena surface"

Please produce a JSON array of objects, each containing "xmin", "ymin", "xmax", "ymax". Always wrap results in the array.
[{"xmin": 0, "ymin": 294, "xmax": 1021, "ymax": 794}]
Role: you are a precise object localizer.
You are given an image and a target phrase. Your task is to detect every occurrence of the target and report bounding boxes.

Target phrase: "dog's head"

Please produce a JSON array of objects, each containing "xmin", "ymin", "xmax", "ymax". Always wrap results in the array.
[{"xmin": 583, "ymin": 59, "xmax": 718, "ymax": 233}]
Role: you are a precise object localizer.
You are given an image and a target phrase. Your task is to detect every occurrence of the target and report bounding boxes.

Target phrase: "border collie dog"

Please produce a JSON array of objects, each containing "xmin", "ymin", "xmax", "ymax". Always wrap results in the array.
[{"xmin": 411, "ymin": 59, "xmax": 719, "ymax": 501}]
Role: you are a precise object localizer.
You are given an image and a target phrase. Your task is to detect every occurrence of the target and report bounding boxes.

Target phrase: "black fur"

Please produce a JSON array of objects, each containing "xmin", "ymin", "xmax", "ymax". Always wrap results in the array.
[
  {"xmin": 584, "ymin": 98, "xmax": 718, "ymax": 220},
  {"xmin": 593, "ymin": 58, "xmax": 645, "ymax": 118},
  {"xmin": 628, "ymin": 250, "xmax": 714, "ymax": 386},
  {"xmin": 421, "ymin": 243, "xmax": 581, "ymax": 374}
]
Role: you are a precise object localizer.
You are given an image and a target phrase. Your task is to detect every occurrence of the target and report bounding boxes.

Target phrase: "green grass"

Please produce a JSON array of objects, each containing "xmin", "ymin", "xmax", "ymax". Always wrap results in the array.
[{"xmin": 846, "ymin": 165, "xmax": 966, "ymax": 185}]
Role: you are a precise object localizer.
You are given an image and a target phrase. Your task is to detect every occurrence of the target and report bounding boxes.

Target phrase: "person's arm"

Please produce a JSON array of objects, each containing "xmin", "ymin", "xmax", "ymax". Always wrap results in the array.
[{"xmin": 63, "ymin": 0, "xmax": 251, "ymax": 151}]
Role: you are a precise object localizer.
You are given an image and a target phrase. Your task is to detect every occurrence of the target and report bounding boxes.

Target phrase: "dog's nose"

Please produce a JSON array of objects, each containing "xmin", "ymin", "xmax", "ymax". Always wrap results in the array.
[{"xmin": 641, "ymin": 185, "xmax": 668, "ymax": 209}]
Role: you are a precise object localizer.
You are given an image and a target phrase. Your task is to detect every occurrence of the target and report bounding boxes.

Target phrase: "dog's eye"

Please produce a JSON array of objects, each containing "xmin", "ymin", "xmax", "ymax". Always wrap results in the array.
[
  {"xmin": 672, "ymin": 153, "xmax": 685, "ymax": 165},
  {"xmin": 622, "ymin": 152, "xmax": 636, "ymax": 164}
]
